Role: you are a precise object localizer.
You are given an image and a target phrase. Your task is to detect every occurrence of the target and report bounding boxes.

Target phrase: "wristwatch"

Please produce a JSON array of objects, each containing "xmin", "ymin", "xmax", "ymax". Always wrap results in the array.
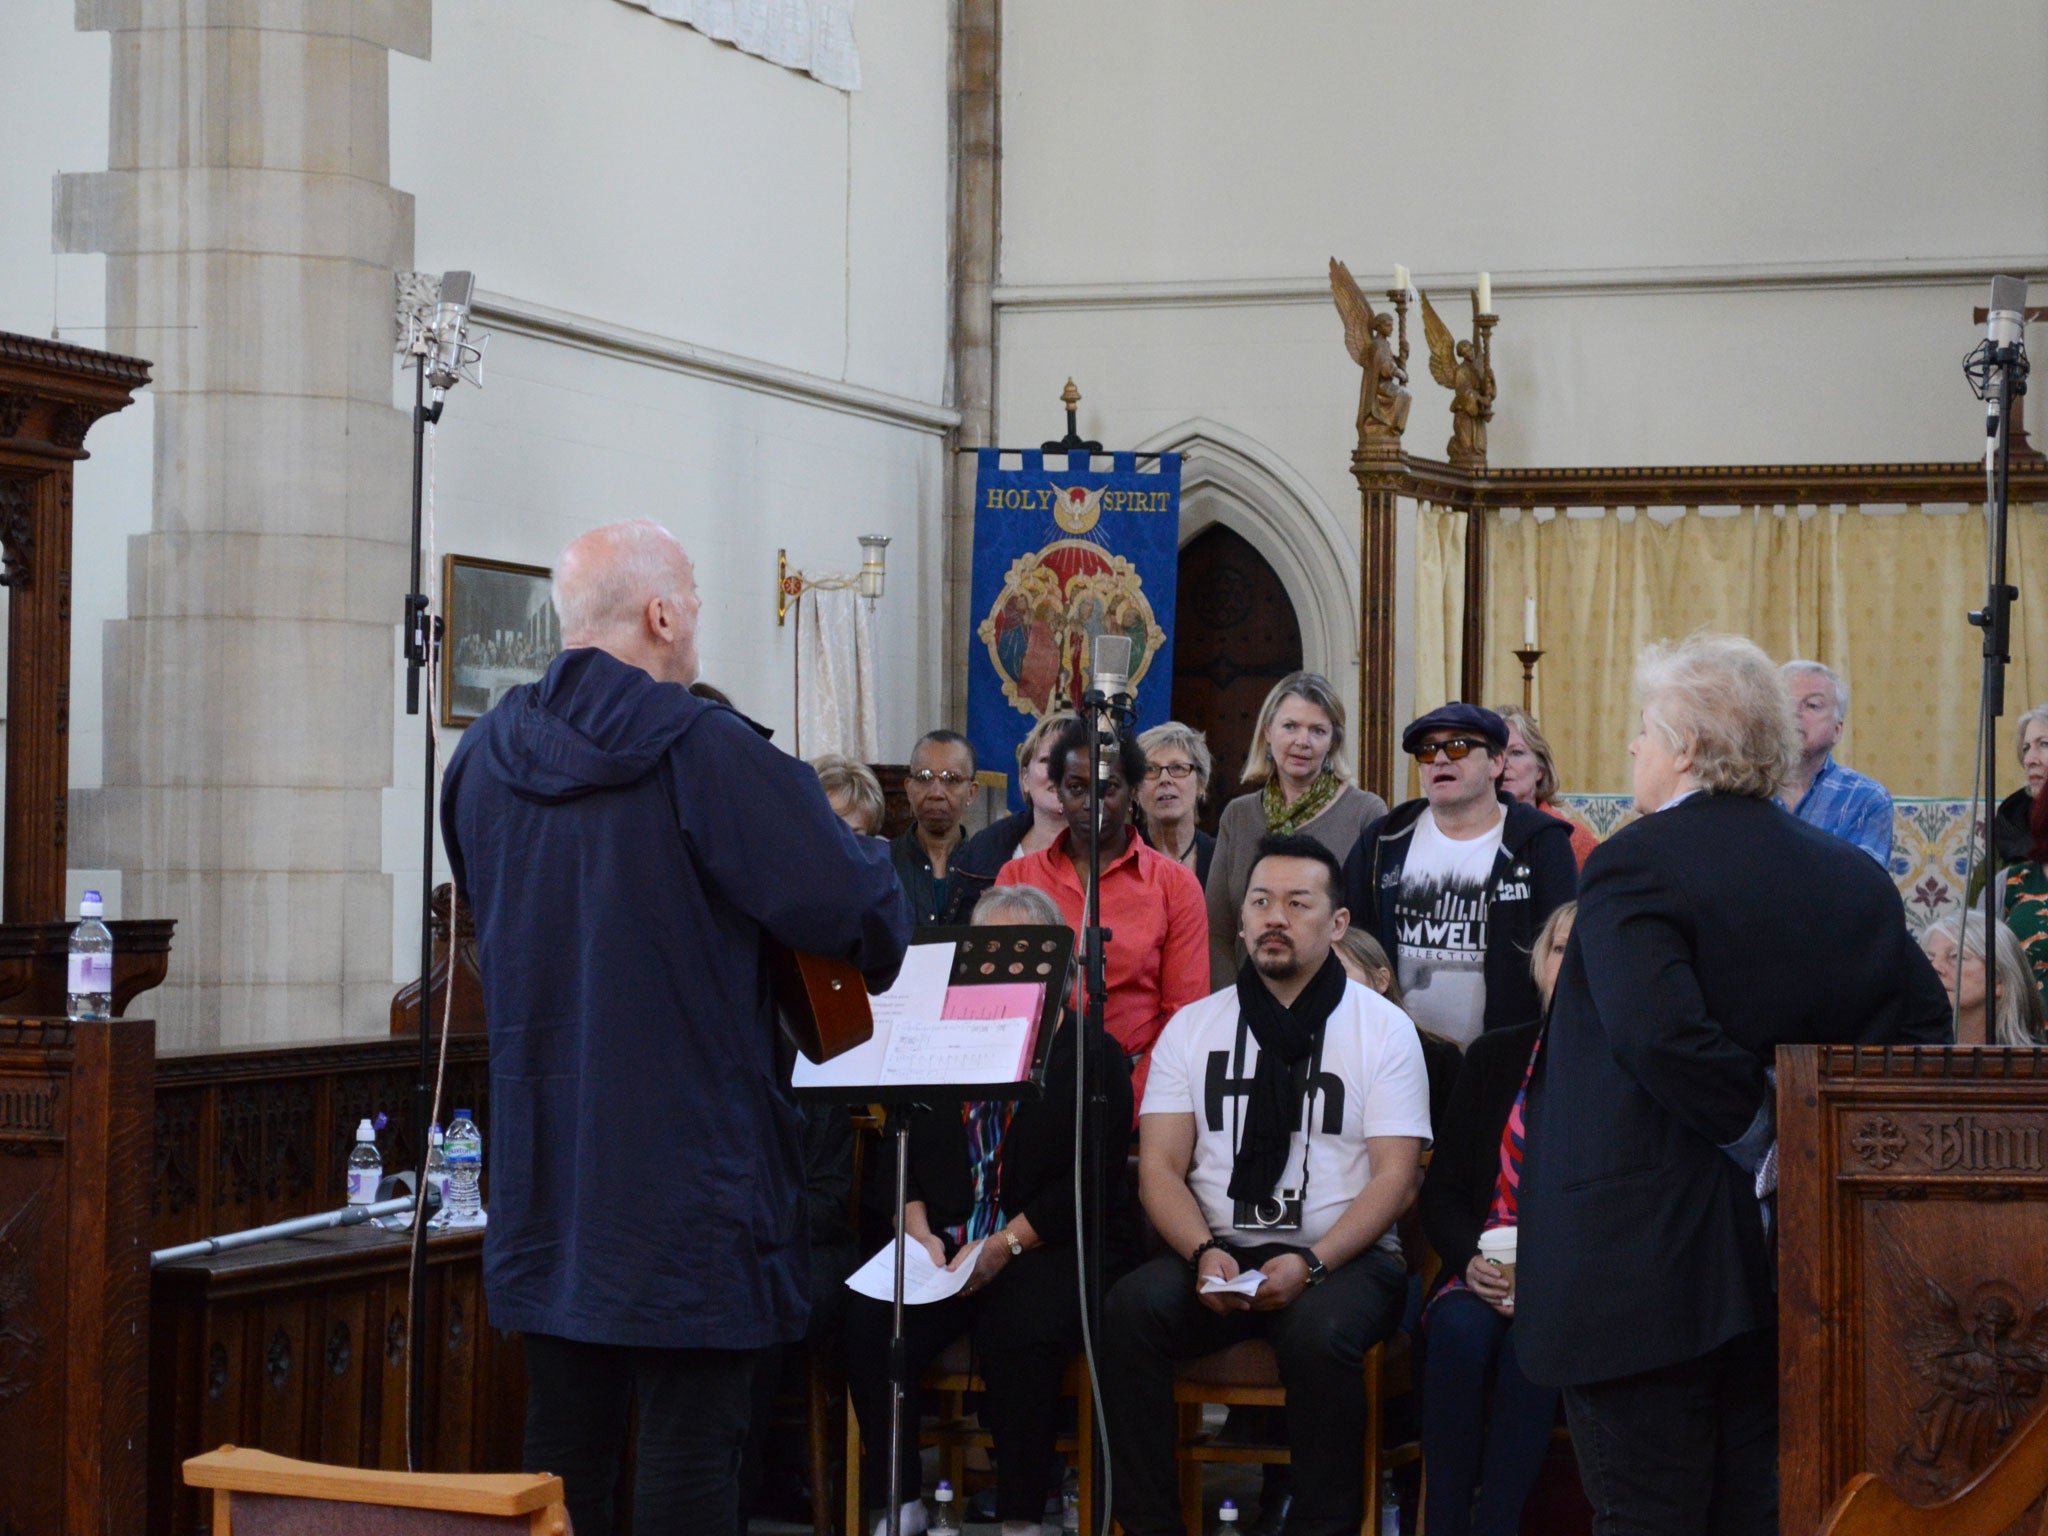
[
  {"xmin": 1303, "ymin": 1254, "xmax": 1329, "ymax": 1287},
  {"xmin": 1001, "ymin": 1227, "xmax": 1024, "ymax": 1259}
]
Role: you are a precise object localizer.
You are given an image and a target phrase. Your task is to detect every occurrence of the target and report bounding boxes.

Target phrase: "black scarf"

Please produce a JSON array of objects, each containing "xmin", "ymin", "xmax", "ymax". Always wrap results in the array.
[{"xmin": 1227, "ymin": 949, "xmax": 1348, "ymax": 1203}]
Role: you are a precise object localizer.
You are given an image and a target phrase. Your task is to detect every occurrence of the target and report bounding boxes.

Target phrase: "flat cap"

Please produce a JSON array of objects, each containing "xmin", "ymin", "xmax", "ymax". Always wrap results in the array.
[{"xmin": 1401, "ymin": 702, "xmax": 1509, "ymax": 754}]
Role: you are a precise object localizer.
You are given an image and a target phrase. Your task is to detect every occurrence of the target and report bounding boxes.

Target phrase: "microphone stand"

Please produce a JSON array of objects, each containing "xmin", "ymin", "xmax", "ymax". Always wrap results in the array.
[
  {"xmin": 402, "ymin": 349, "xmax": 444, "ymax": 1473},
  {"xmin": 1967, "ymin": 331, "xmax": 2029, "ymax": 1041},
  {"xmin": 1078, "ymin": 682, "xmax": 1128, "ymax": 1517}
]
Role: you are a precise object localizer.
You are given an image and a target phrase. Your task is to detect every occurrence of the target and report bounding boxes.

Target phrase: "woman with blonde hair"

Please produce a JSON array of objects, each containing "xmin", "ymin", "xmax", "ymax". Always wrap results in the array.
[
  {"xmin": 1490, "ymin": 704, "xmax": 1598, "ymax": 869},
  {"xmin": 812, "ymin": 753, "xmax": 885, "ymax": 837},
  {"xmin": 1205, "ymin": 671, "xmax": 1388, "ymax": 987}
]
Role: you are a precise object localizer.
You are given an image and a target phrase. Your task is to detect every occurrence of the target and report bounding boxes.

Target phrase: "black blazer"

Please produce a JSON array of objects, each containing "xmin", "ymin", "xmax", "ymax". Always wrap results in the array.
[
  {"xmin": 1418, "ymin": 1020, "xmax": 1540, "ymax": 1304},
  {"xmin": 1516, "ymin": 793, "xmax": 1951, "ymax": 1388},
  {"xmin": 905, "ymin": 1016, "xmax": 1138, "ymax": 1271}
]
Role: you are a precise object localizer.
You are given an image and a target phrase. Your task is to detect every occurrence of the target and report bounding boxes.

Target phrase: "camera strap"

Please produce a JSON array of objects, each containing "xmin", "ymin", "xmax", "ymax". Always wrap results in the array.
[{"xmin": 1229, "ymin": 1010, "xmax": 1328, "ymax": 1206}]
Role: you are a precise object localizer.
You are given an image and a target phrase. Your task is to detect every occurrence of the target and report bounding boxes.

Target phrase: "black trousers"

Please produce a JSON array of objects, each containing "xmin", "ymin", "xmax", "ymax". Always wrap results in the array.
[
  {"xmin": 522, "ymin": 1332, "xmax": 761, "ymax": 1536},
  {"xmin": 1100, "ymin": 1246, "xmax": 1407, "ymax": 1536},
  {"xmin": 1561, "ymin": 1326, "xmax": 1778, "ymax": 1536},
  {"xmin": 843, "ymin": 1245, "xmax": 1081, "ymax": 1524}
]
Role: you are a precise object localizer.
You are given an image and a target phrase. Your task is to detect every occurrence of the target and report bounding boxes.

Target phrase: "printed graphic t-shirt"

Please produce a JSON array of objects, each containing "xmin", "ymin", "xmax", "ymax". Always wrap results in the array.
[
  {"xmin": 1141, "ymin": 979, "xmax": 1434, "ymax": 1252},
  {"xmin": 1393, "ymin": 808, "xmax": 1504, "ymax": 1047}
]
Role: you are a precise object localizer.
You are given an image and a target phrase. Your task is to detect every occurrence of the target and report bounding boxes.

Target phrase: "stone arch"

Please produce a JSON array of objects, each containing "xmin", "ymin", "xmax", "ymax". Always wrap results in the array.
[{"xmin": 1132, "ymin": 419, "xmax": 1357, "ymax": 686}]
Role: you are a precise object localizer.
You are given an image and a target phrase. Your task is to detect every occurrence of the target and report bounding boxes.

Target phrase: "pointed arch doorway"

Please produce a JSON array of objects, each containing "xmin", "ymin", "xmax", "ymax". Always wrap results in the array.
[{"xmin": 1171, "ymin": 525, "xmax": 1304, "ymax": 833}]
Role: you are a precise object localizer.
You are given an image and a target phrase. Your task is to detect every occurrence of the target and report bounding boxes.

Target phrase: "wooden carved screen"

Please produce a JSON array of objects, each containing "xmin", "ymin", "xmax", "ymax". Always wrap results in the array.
[
  {"xmin": 1780, "ymin": 1045, "xmax": 2048, "ymax": 1535},
  {"xmin": 1171, "ymin": 525, "xmax": 1303, "ymax": 833}
]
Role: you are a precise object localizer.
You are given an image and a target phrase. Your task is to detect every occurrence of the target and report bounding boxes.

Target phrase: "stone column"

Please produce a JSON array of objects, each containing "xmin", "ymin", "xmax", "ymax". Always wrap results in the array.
[{"xmin": 55, "ymin": 0, "xmax": 430, "ymax": 1048}]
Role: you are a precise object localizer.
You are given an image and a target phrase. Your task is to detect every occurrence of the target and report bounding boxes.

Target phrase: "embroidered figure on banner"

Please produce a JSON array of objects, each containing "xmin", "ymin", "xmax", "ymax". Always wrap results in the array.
[{"xmin": 978, "ymin": 539, "xmax": 1167, "ymax": 718}]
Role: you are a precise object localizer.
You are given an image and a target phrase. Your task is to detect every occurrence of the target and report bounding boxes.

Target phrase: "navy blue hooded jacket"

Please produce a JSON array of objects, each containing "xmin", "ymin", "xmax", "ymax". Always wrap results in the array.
[{"xmin": 441, "ymin": 648, "xmax": 912, "ymax": 1350}]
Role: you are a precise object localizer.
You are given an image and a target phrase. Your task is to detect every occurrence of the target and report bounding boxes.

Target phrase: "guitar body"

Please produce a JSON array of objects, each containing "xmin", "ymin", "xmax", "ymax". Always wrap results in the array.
[{"xmin": 772, "ymin": 946, "xmax": 876, "ymax": 1063}]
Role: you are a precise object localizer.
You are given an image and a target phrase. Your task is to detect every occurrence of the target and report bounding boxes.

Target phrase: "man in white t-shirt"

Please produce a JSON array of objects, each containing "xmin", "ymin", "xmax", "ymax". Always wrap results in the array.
[
  {"xmin": 1101, "ymin": 835, "xmax": 1431, "ymax": 1536},
  {"xmin": 1342, "ymin": 703, "xmax": 1578, "ymax": 1047}
]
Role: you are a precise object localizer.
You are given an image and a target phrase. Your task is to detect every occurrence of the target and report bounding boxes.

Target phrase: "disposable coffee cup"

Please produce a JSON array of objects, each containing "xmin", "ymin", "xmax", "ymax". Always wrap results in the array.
[{"xmin": 1477, "ymin": 1226, "xmax": 1518, "ymax": 1293}]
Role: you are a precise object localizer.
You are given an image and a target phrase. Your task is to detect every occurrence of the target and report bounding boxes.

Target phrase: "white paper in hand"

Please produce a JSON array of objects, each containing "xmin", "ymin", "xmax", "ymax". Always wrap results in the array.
[
  {"xmin": 846, "ymin": 1238, "xmax": 984, "ymax": 1304},
  {"xmin": 1198, "ymin": 1270, "xmax": 1266, "ymax": 1297}
]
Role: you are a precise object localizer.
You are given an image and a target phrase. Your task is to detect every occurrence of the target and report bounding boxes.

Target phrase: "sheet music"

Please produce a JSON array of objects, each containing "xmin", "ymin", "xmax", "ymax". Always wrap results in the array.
[
  {"xmin": 880, "ymin": 1015, "xmax": 1035, "ymax": 1087},
  {"xmin": 845, "ymin": 1237, "xmax": 984, "ymax": 1304},
  {"xmin": 791, "ymin": 940, "xmax": 957, "ymax": 1092}
]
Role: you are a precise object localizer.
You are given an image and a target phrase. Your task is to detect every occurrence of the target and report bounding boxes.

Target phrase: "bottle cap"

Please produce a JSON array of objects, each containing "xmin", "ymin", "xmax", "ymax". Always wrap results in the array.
[
  {"xmin": 430, "ymin": 1124, "xmax": 443, "ymax": 1139},
  {"xmin": 356, "ymin": 1118, "xmax": 376, "ymax": 1141},
  {"xmin": 454, "ymin": 1109, "xmax": 473, "ymax": 1121},
  {"xmin": 1220, "ymin": 1502, "xmax": 1238, "ymax": 1520},
  {"xmin": 80, "ymin": 891, "xmax": 104, "ymax": 917},
  {"xmin": 935, "ymin": 1482, "xmax": 953, "ymax": 1500}
]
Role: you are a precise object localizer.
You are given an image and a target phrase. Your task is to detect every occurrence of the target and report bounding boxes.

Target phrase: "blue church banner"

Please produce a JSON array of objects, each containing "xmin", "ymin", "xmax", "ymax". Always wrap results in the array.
[{"xmin": 968, "ymin": 448, "xmax": 1182, "ymax": 809}]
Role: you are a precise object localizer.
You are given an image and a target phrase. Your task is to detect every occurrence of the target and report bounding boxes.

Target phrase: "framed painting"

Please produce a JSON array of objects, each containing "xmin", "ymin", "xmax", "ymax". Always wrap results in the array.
[{"xmin": 440, "ymin": 554, "xmax": 562, "ymax": 726}]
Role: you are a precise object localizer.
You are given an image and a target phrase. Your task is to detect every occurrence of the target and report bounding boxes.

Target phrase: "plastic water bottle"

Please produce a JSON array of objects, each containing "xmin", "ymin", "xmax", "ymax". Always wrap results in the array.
[
  {"xmin": 1377, "ymin": 1473, "xmax": 1400, "ymax": 1536},
  {"xmin": 1214, "ymin": 1498, "xmax": 1239, "ymax": 1536},
  {"xmin": 928, "ymin": 1481, "xmax": 958, "ymax": 1536},
  {"xmin": 346, "ymin": 1118, "xmax": 381, "ymax": 1206},
  {"xmin": 442, "ymin": 1109, "xmax": 484, "ymax": 1227},
  {"xmin": 424, "ymin": 1124, "xmax": 448, "ymax": 1212},
  {"xmin": 66, "ymin": 890, "xmax": 113, "ymax": 1021}
]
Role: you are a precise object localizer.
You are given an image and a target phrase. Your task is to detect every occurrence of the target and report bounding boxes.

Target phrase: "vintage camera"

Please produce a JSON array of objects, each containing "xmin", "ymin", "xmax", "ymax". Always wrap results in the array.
[{"xmin": 1232, "ymin": 1188, "xmax": 1303, "ymax": 1233}]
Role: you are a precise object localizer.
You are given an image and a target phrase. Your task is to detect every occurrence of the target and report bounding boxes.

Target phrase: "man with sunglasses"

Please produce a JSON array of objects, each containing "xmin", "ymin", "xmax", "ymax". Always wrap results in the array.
[
  {"xmin": 890, "ymin": 729, "xmax": 983, "ymax": 924},
  {"xmin": 1342, "ymin": 704, "xmax": 1577, "ymax": 1047}
]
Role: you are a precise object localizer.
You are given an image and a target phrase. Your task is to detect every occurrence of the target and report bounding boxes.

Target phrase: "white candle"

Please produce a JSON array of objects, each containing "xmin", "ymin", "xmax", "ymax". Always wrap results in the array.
[
  {"xmin": 1393, "ymin": 264, "xmax": 1409, "ymax": 294},
  {"xmin": 1524, "ymin": 597, "xmax": 1537, "ymax": 649},
  {"xmin": 1478, "ymin": 271, "xmax": 1493, "ymax": 313}
]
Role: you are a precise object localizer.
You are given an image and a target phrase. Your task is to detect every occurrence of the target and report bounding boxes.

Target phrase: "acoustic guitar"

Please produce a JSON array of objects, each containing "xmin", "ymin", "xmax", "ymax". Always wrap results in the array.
[{"xmin": 772, "ymin": 945, "xmax": 877, "ymax": 1064}]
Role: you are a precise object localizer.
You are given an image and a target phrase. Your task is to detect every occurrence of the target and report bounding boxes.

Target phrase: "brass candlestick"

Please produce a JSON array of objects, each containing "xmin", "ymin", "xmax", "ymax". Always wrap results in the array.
[{"xmin": 1513, "ymin": 645, "xmax": 1544, "ymax": 715}]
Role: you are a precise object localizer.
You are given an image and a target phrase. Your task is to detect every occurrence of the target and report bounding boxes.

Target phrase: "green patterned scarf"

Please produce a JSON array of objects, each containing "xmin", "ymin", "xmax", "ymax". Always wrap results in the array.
[{"xmin": 1263, "ymin": 767, "xmax": 1343, "ymax": 835}]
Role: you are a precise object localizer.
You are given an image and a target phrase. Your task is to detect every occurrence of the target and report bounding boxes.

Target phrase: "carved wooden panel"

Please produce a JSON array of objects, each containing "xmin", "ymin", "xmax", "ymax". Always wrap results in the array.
[
  {"xmin": 1781, "ymin": 1045, "xmax": 2048, "ymax": 1536},
  {"xmin": 1170, "ymin": 524, "xmax": 1304, "ymax": 833},
  {"xmin": 148, "ymin": 1226, "xmax": 525, "ymax": 1536},
  {"xmin": 0, "ymin": 1016, "xmax": 154, "ymax": 1536}
]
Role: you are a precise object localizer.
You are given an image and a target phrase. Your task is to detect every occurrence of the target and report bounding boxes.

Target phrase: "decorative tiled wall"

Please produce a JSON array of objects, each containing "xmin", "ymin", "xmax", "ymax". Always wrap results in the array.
[{"xmin": 1554, "ymin": 796, "xmax": 1982, "ymax": 937}]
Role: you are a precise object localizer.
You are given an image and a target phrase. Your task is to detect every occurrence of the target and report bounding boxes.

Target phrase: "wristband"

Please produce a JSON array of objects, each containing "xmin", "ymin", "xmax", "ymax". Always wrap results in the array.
[{"xmin": 1188, "ymin": 1237, "xmax": 1227, "ymax": 1273}]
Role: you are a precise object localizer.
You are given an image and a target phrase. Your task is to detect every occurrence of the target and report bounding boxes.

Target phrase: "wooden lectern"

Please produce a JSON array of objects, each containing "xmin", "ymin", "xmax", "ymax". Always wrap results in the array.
[{"xmin": 1781, "ymin": 1044, "xmax": 2048, "ymax": 1535}]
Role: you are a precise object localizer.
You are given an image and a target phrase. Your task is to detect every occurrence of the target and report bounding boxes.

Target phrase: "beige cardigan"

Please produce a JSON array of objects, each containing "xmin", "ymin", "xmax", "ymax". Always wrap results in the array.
[{"xmin": 1203, "ymin": 783, "xmax": 1389, "ymax": 990}]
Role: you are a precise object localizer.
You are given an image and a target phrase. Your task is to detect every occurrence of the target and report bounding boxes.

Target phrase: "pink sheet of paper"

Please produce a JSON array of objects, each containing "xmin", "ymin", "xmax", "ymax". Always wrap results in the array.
[{"xmin": 941, "ymin": 982, "xmax": 1047, "ymax": 1082}]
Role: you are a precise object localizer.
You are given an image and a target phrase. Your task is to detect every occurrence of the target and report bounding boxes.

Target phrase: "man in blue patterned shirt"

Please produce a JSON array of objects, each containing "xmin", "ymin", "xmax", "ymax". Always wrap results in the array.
[{"xmin": 1777, "ymin": 659, "xmax": 1894, "ymax": 866}]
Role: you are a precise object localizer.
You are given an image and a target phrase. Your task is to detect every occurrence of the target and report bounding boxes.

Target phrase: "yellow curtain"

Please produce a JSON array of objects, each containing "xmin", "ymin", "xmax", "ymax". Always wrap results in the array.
[
  {"xmin": 1446, "ymin": 505, "xmax": 2048, "ymax": 798},
  {"xmin": 1413, "ymin": 501, "xmax": 1466, "ymax": 716}
]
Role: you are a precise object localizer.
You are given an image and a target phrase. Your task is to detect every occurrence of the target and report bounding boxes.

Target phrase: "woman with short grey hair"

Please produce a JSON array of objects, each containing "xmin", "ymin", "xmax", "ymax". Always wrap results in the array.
[{"xmin": 1136, "ymin": 720, "xmax": 1217, "ymax": 886}]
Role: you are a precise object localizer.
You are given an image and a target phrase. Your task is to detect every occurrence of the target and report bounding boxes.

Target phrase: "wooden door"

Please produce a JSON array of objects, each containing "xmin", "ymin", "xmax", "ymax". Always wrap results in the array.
[{"xmin": 1169, "ymin": 525, "xmax": 1304, "ymax": 834}]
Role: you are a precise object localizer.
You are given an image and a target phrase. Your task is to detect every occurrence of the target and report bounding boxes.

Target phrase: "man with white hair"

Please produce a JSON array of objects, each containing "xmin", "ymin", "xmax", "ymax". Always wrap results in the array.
[
  {"xmin": 441, "ymin": 519, "xmax": 912, "ymax": 1536},
  {"xmin": 1776, "ymin": 659, "xmax": 1894, "ymax": 866},
  {"xmin": 1516, "ymin": 633, "xmax": 1947, "ymax": 1535}
]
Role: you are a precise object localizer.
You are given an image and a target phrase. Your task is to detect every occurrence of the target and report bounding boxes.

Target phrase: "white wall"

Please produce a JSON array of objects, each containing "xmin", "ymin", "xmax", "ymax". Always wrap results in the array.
[
  {"xmin": 382, "ymin": 0, "xmax": 957, "ymax": 977},
  {"xmin": 1, "ymin": 3, "xmax": 155, "ymax": 914},
  {"xmin": 994, "ymin": 0, "xmax": 2048, "ymax": 758}
]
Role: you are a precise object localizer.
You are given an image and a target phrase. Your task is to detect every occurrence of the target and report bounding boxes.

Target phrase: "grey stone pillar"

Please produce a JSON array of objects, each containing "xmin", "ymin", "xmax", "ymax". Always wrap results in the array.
[{"xmin": 55, "ymin": 0, "xmax": 430, "ymax": 1048}]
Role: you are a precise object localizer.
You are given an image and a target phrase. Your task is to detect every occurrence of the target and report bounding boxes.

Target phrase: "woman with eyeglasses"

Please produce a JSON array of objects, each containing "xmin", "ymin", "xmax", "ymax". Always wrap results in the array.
[
  {"xmin": 1136, "ymin": 720, "xmax": 1217, "ymax": 886},
  {"xmin": 1205, "ymin": 672, "xmax": 1389, "ymax": 988}
]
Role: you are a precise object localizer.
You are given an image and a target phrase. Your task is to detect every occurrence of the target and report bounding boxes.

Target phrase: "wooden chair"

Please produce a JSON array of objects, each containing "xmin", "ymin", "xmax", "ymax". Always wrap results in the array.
[
  {"xmin": 1816, "ymin": 1395, "xmax": 2048, "ymax": 1536},
  {"xmin": 183, "ymin": 1446, "xmax": 568, "ymax": 1536},
  {"xmin": 1173, "ymin": 1333, "xmax": 1420, "ymax": 1536},
  {"xmin": 843, "ymin": 1337, "xmax": 1095, "ymax": 1536}
]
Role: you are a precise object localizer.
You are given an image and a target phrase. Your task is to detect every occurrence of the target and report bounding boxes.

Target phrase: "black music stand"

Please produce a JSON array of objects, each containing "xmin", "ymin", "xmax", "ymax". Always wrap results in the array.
[{"xmin": 795, "ymin": 925, "xmax": 1074, "ymax": 1536}]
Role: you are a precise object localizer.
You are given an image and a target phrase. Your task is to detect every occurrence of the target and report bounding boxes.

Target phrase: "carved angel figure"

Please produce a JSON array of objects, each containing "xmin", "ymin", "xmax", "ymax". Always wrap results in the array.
[
  {"xmin": 1421, "ymin": 290, "xmax": 1497, "ymax": 466},
  {"xmin": 1897, "ymin": 1276, "xmax": 2048, "ymax": 1480},
  {"xmin": 1330, "ymin": 259, "xmax": 1410, "ymax": 442}
]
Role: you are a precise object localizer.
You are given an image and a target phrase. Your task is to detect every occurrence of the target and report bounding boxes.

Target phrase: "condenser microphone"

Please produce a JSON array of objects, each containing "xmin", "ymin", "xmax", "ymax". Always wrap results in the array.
[
  {"xmin": 1090, "ymin": 634, "xmax": 1133, "ymax": 708},
  {"xmin": 1983, "ymin": 274, "xmax": 2027, "ymax": 469},
  {"xmin": 427, "ymin": 271, "xmax": 476, "ymax": 399}
]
